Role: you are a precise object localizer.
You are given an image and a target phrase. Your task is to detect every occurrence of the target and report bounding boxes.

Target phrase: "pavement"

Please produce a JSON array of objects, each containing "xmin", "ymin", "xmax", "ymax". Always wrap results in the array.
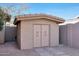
[{"xmin": 0, "ymin": 42, "xmax": 79, "ymax": 56}]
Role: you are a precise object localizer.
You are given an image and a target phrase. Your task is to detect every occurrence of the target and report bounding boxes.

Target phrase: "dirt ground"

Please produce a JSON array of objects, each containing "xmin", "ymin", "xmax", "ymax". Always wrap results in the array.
[{"xmin": 0, "ymin": 42, "xmax": 79, "ymax": 56}]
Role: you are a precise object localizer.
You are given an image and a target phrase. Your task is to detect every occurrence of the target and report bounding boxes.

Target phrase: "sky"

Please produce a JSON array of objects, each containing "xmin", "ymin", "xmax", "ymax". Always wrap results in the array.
[{"xmin": 0, "ymin": 3, "xmax": 79, "ymax": 20}]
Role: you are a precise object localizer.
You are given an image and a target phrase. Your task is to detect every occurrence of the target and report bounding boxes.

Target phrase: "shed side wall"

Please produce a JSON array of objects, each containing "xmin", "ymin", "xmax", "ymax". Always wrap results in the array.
[{"xmin": 17, "ymin": 22, "xmax": 21, "ymax": 49}]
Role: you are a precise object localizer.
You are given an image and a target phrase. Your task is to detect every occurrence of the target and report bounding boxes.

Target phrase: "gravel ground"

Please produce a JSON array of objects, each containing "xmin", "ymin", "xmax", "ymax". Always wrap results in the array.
[{"xmin": 0, "ymin": 42, "xmax": 79, "ymax": 56}]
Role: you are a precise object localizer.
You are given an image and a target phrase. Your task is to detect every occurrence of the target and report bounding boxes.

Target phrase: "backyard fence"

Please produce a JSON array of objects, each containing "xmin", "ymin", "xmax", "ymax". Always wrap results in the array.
[
  {"xmin": 0, "ymin": 27, "xmax": 5, "ymax": 43},
  {"xmin": 59, "ymin": 22, "xmax": 79, "ymax": 49}
]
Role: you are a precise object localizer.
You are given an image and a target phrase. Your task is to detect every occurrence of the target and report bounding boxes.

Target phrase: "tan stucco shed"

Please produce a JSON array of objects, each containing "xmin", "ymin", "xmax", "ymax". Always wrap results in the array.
[{"xmin": 14, "ymin": 14, "xmax": 64, "ymax": 49}]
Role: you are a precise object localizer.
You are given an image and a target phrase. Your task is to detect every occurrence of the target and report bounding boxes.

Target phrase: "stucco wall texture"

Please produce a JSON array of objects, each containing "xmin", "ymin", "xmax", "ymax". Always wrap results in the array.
[
  {"xmin": 19, "ymin": 19, "xmax": 59, "ymax": 49},
  {"xmin": 59, "ymin": 22, "xmax": 79, "ymax": 48}
]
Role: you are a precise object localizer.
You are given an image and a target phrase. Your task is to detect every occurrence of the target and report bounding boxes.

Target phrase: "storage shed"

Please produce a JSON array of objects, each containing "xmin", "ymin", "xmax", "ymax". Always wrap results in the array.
[{"xmin": 14, "ymin": 14, "xmax": 64, "ymax": 49}]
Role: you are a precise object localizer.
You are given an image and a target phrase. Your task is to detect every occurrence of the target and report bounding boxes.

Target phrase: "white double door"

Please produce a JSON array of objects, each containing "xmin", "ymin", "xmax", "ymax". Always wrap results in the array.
[{"xmin": 34, "ymin": 24, "xmax": 50, "ymax": 47}]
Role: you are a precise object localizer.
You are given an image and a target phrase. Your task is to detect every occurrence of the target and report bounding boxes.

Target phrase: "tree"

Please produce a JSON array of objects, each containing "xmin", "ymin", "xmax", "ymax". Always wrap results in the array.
[
  {"xmin": 0, "ymin": 4, "xmax": 29, "ymax": 30},
  {"xmin": 2, "ymin": 4, "xmax": 29, "ymax": 18},
  {"xmin": 0, "ymin": 7, "xmax": 11, "ymax": 31}
]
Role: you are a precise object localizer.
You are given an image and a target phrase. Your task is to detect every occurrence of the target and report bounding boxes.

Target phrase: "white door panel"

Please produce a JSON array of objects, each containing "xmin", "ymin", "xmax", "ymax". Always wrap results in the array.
[
  {"xmin": 41, "ymin": 25, "xmax": 49, "ymax": 47},
  {"xmin": 34, "ymin": 25, "xmax": 41, "ymax": 47}
]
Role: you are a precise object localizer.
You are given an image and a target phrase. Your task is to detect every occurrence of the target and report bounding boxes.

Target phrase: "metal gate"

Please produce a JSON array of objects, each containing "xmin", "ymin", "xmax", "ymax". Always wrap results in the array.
[{"xmin": 5, "ymin": 26, "xmax": 17, "ymax": 42}]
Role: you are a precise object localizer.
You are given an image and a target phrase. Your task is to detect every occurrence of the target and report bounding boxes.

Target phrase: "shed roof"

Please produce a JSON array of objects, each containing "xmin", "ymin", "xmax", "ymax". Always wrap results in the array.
[{"xmin": 14, "ymin": 14, "xmax": 65, "ymax": 24}]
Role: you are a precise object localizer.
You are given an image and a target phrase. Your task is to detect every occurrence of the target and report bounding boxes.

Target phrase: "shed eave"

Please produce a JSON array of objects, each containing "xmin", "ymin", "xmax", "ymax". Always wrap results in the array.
[{"xmin": 14, "ymin": 14, "xmax": 65, "ymax": 25}]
